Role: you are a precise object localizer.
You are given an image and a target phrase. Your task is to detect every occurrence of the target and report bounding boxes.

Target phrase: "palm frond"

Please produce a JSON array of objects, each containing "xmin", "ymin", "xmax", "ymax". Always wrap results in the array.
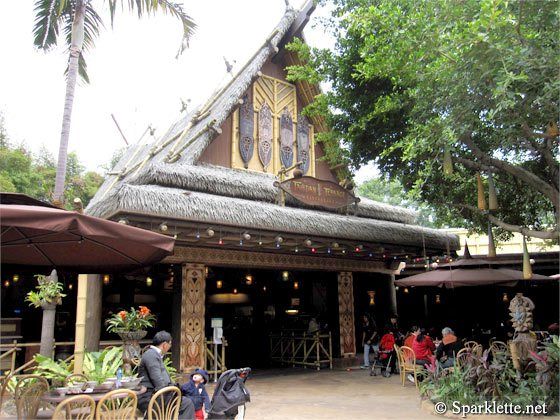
[{"xmin": 33, "ymin": 0, "xmax": 66, "ymax": 50}]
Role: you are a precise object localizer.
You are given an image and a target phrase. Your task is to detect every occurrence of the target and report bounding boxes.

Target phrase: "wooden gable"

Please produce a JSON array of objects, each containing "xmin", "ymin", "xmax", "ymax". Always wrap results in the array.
[{"xmin": 198, "ymin": 56, "xmax": 337, "ymax": 183}]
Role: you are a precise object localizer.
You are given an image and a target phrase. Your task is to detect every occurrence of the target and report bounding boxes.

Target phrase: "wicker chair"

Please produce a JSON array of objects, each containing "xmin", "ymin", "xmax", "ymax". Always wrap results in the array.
[
  {"xmin": 63, "ymin": 373, "xmax": 89, "ymax": 386},
  {"xmin": 95, "ymin": 388, "xmax": 137, "ymax": 420},
  {"xmin": 51, "ymin": 394, "xmax": 96, "ymax": 420},
  {"xmin": 394, "ymin": 345, "xmax": 424, "ymax": 388},
  {"xmin": 463, "ymin": 341, "xmax": 479, "ymax": 350},
  {"xmin": 490, "ymin": 341, "xmax": 508, "ymax": 358},
  {"xmin": 456, "ymin": 348, "xmax": 472, "ymax": 369},
  {"xmin": 14, "ymin": 375, "xmax": 49, "ymax": 402},
  {"xmin": 16, "ymin": 381, "xmax": 48, "ymax": 420},
  {"xmin": 147, "ymin": 386, "xmax": 182, "ymax": 420}
]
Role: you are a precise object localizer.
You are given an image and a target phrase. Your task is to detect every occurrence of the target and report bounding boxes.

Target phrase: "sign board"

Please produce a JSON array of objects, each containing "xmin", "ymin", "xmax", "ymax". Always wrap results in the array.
[
  {"xmin": 274, "ymin": 176, "xmax": 359, "ymax": 209},
  {"xmin": 211, "ymin": 318, "xmax": 223, "ymax": 328}
]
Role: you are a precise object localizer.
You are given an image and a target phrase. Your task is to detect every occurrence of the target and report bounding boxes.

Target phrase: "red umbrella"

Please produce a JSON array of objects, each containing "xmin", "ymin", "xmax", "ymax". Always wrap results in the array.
[
  {"xmin": 395, "ymin": 267, "xmax": 553, "ymax": 288},
  {"xmin": 1, "ymin": 204, "xmax": 174, "ymax": 273}
]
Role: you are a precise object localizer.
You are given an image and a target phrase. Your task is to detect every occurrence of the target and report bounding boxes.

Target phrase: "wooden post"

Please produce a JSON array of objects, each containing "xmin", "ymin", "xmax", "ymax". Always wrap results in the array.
[
  {"xmin": 388, "ymin": 274, "xmax": 398, "ymax": 316},
  {"xmin": 85, "ymin": 274, "xmax": 102, "ymax": 352},
  {"xmin": 74, "ymin": 274, "xmax": 88, "ymax": 373},
  {"xmin": 338, "ymin": 272, "xmax": 356, "ymax": 356},
  {"xmin": 180, "ymin": 264, "xmax": 206, "ymax": 372}
]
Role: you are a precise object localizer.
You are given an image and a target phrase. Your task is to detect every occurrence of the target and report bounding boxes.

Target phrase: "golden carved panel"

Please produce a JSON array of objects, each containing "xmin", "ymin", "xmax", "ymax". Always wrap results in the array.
[
  {"xmin": 338, "ymin": 272, "xmax": 356, "ymax": 356},
  {"xmin": 165, "ymin": 247, "xmax": 389, "ymax": 273},
  {"xmin": 180, "ymin": 264, "xmax": 206, "ymax": 372}
]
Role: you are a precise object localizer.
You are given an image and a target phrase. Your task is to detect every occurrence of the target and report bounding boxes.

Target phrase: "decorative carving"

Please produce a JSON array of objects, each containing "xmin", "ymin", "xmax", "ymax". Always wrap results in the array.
[
  {"xmin": 338, "ymin": 272, "xmax": 356, "ymax": 356},
  {"xmin": 509, "ymin": 293, "xmax": 537, "ymax": 372},
  {"xmin": 180, "ymin": 264, "xmax": 206, "ymax": 372},
  {"xmin": 297, "ymin": 115, "xmax": 310, "ymax": 175},
  {"xmin": 280, "ymin": 107, "xmax": 293, "ymax": 169},
  {"xmin": 239, "ymin": 93, "xmax": 254, "ymax": 168},
  {"xmin": 165, "ymin": 246, "xmax": 390, "ymax": 273},
  {"xmin": 258, "ymin": 101, "xmax": 273, "ymax": 171}
]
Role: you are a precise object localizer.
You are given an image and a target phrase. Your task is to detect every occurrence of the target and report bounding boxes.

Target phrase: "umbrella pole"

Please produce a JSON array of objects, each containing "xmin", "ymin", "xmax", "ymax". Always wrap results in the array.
[{"xmin": 74, "ymin": 274, "xmax": 88, "ymax": 373}]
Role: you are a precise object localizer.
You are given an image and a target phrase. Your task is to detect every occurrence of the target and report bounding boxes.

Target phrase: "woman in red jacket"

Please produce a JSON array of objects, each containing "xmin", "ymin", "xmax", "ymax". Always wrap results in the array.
[{"xmin": 411, "ymin": 327, "xmax": 435, "ymax": 367}]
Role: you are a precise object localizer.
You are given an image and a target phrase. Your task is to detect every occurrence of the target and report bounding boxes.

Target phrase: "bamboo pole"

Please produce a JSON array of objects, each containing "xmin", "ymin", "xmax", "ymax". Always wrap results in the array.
[{"xmin": 74, "ymin": 274, "xmax": 88, "ymax": 374}]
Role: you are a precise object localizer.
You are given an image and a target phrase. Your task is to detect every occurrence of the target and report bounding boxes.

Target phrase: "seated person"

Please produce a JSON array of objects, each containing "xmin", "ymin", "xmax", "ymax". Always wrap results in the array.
[
  {"xmin": 403, "ymin": 325, "xmax": 419, "ymax": 360},
  {"xmin": 137, "ymin": 331, "xmax": 195, "ymax": 420},
  {"xmin": 436, "ymin": 327, "xmax": 462, "ymax": 369},
  {"xmin": 411, "ymin": 327, "xmax": 435, "ymax": 367}
]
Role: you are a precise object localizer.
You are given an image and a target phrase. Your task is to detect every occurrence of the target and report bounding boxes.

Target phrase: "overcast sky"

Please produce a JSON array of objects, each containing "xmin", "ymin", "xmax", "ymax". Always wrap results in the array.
[{"xmin": 0, "ymin": 1, "xmax": 375, "ymax": 183}]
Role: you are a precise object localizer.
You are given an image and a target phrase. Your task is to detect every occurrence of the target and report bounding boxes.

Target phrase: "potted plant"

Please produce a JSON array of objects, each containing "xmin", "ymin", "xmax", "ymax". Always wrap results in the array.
[
  {"xmin": 105, "ymin": 306, "xmax": 156, "ymax": 375},
  {"xmin": 25, "ymin": 270, "xmax": 66, "ymax": 357}
]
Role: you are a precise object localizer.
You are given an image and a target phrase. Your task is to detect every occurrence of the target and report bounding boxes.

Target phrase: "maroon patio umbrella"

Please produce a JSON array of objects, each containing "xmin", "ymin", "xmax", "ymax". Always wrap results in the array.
[
  {"xmin": 1, "ymin": 204, "xmax": 175, "ymax": 273},
  {"xmin": 395, "ymin": 267, "xmax": 553, "ymax": 288}
]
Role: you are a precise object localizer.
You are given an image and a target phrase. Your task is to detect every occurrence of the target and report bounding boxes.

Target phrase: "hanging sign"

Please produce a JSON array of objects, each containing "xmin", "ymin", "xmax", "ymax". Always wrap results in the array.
[{"xmin": 274, "ymin": 176, "xmax": 359, "ymax": 209}]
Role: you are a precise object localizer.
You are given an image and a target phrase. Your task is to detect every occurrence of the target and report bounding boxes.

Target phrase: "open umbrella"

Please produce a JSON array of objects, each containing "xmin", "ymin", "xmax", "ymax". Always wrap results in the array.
[
  {"xmin": 1, "ymin": 200, "xmax": 175, "ymax": 373},
  {"xmin": 1, "ymin": 204, "xmax": 174, "ymax": 273},
  {"xmin": 395, "ymin": 267, "xmax": 552, "ymax": 288}
]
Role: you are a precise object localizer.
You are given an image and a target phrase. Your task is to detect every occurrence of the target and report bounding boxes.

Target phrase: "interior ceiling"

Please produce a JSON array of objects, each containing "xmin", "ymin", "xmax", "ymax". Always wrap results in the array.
[{"xmin": 112, "ymin": 214, "xmax": 456, "ymax": 265}]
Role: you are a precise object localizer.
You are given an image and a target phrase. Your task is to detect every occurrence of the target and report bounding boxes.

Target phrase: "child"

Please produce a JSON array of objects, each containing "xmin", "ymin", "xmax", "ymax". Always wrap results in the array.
[{"xmin": 181, "ymin": 368, "xmax": 210, "ymax": 420}]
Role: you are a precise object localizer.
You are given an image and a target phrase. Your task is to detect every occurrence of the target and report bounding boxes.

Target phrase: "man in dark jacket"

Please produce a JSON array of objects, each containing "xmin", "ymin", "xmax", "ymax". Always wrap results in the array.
[
  {"xmin": 137, "ymin": 331, "xmax": 195, "ymax": 419},
  {"xmin": 436, "ymin": 327, "xmax": 463, "ymax": 369}
]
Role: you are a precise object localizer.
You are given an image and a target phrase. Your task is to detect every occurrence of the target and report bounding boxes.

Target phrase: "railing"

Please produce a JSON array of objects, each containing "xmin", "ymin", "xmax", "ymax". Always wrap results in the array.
[
  {"xmin": 0, "ymin": 339, "xmax": 151, "ymax": 378},
  {"xmin": 269, "ymin": 330, "xmax": 332, "ymax": 370},
  {"xmin": 204, "ymin": 338, "xmax": 228, "ymax": 380}
]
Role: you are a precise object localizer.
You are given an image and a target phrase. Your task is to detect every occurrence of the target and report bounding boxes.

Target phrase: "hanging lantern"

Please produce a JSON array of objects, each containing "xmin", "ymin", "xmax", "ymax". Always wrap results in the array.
[
  {"xmin": 488, "ymin": 223, "xmax": 497, "ymax": 258},
  {"xmin": 503, "ymin": 293, "xmax": 509, "ymax": 302},
  {"xmin": 216, "ymin": 280, "xmax": 223, "ymax": 289},
  {"xmin": 146, "ymin": 277, "xmax": 153, "ymax": 287},
  {"xmin": 404, "ymin": 287, "xmax": 409, "ymax": 293},
  {"xmin": 435, "ymin": 294, "xmax": 441, "ymax": 304},
  {"xmin": 245, "ymin": 273, "xmax": 253, "ymax": 285},
  {"xmin": 293, "ymin": 281, "xmax": 299, "ymax": 290},
  {"xmin": 443, "ymin": 148, "xmax": 453, "ymax": 175},
  {"xmin": 523, "ymin": 235, "xmax": 533, "ymax": 279},
  {"xmin": 367, "ymin": 291, "xmax": 376, "ymax": 306},
  {"xmin": 12, "ymin": 274, "xmax": 19, "ymax": 283},
  {"xmin": 487, "ymin": 169, "xmax": 498, "ymax": 210},
  {"xmin": 477, "ymin": 173, "xmax": 487, "ymax": 210},
  {"xmin": 103, "ymin": 275, "xmax": 110, "ymax": 285}
]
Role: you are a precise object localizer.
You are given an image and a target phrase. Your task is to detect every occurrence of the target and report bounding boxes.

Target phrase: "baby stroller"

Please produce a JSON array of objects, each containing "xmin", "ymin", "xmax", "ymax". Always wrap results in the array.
[
  {"xmin": 208, "ymin": 368, "xmax": 251, "ymax": 420},
  {"xmin": 370, "ymin": 333, "xmax": 395, "ymax": 377}
]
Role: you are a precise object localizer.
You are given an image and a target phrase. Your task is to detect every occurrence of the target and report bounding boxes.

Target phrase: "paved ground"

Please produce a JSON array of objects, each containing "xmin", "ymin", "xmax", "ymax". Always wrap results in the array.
[{"xmin": 205, "ymin": 366, "xmax": 439, "ymax": 420}]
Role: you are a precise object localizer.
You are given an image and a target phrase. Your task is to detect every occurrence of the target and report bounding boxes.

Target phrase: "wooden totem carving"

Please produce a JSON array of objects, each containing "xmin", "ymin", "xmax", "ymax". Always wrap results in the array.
[
  {"xmin": 338, "ymin": 272, "xmax": 356, "ymax": 356},
  {"xmin": 279, "ymin": 106, "xmax": 293, "ymax": 169},
  {"xmin": 238, "ymin": 93, "xmax": 254, "ymax": 168},
  {"xmin": 258, "ymin": 101, "xmax": 273, "ymax": 171},
  {"xmin": 180, "ymin": 264, "xmax": 206, "ymax": 372},
  {"xmin": 509, "ymin": 293, "xmax": 537, "ymax": 372},
  {"xmin": 297, "ymin": 115, "xmax": 310, "ymax": 175}
]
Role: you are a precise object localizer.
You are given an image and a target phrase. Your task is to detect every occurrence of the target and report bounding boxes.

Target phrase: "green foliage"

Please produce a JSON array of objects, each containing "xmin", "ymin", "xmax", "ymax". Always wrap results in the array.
[
  {"xmin": 25, "ymin": 274, "xmax": 66, "ymax": 308},
  {"xmin": 421, "ymin": 342, "xmax": 559, "ymax": 415},
  {"xmin": 0, "ymin": 117, "xmax": 103, "ymax": 207},
  {"xmin": 163, "ymin": 354, "xmax": 179, "ymax": 382},
  {"xmin": 33, "ymin": 346, "xmax": 124, "ymax": 385},
  {"xmin": 287, "ymin": 0, "xmax": 559, "ymax": 238}
]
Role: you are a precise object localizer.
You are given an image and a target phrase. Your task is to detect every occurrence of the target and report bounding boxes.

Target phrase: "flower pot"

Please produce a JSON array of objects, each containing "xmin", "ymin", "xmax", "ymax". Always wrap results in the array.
[{"xmin": 116, "ymin": 329, "xmax": 147, "ymax": 376}]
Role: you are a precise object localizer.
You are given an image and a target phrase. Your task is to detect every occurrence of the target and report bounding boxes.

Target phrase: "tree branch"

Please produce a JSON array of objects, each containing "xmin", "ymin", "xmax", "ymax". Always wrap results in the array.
[
  {"xmin": 460, "ymin": 131, "xmax": 559, "ymax": 206},
  {"xmin": 517, "ymin": 0, "xmax": 525, "ymax": 45},
  {"xmin": 445, "ymin": 203, "xmax": 559, "ymax": 240},
  {"xmin": 521, "ymin": 122, "xmax": 559, "ymax": 185}
]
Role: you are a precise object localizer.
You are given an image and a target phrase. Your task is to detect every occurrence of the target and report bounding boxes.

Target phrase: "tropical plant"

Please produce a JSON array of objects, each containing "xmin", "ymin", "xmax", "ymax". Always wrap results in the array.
[
  {"xmin": 105, "ymin": 306, "xmax": 156, "ymax": 334},
  {"xmin": 25, "ymin": 270, "xmax": 66, "ymax": 357},
  {"xmin": 287, "ymin": 0, "xmax": 559, "ymax": 240},
  {"xmin": 529, "ymin": 335, "xmax": 560, "ymax": 413},
  {"xmin": 32, "ymin": 0, "xmax": 196, "ymax": 204},
  {"xmin": 33, "ymin": 346, "xmax": 124, "ymax": 385}
]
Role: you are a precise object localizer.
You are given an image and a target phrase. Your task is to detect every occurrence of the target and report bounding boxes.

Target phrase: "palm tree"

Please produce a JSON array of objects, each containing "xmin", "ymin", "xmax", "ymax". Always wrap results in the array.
[{"xmin": 33, "ymin": 0, "xmax": 196, "ymax": 205}]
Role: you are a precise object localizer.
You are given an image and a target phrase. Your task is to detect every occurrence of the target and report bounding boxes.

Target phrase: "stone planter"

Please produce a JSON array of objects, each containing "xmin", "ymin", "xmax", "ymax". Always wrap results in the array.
[{"xmin": 116, "ymin": 329, "xmax": 147, "ymax": 376}]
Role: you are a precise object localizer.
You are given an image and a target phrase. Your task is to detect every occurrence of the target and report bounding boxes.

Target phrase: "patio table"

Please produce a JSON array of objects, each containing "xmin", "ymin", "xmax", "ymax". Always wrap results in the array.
[{"xmin": 41, "ymin": 385, "xmax": 146, "ymax": 403}]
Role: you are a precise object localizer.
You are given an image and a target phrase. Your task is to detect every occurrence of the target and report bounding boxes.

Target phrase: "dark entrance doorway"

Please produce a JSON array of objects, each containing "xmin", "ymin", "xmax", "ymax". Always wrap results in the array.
[{"xmin": 205, "ymin": 267, "xmax": 339, "ymax": 368}]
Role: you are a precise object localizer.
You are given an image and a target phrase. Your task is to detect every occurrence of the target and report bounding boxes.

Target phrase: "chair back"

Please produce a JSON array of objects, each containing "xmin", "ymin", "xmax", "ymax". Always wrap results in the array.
[
  {"xmin": 95, "ymin": 388, "xmax": 137, "ymax": 420},
  {"xmin": 472, "ymin": 344, "xmax": 483, "ymax": 357},
  {"xmin": 489, "ymin": 341, "xmax": 508, "ymax": 358},
  {"xmin": 52, "ymin": 394, "xmax": 96, "ymax": 420},
  {"xmin": 63, "ymin": 373, "xmax": 89, "ymax": 386},
  {"xmin": 0, "ymin": 371, "xmax": 14, "ymax": 412},
  {"xmin": 456, "ymin": 348, "xmax": 471, "ymax": 369},
  {"xmin": 399, "ymin": 346, "xmax": 416, "ymax": 364},
  {"xmin": 463, "ymin": 341, "xmax": 478, "ymax": 349},
  {"xmin": 15, "ymin": 375, "xmax": 49, "ymax": 402},
  {"xmin": 16, "ymin": 381, "xmax": 48, "ymax": 420},
  {"xmin": 147, "ymin": 386, "xmax": 181, "ymax": 420}
]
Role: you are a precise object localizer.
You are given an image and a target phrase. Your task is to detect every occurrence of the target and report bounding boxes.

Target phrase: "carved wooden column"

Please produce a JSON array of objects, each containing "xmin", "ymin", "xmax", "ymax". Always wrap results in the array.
[
  {"xmin": 388, "ymin": 274, "xmax": 398, "ymax": 316},
  {"xmin": 338, "ymin": 272, "xmax": 356, "ymax": 356},
  {"xmin": 180, "ymin": 264, "xmax": 206, "ymax": 372}
]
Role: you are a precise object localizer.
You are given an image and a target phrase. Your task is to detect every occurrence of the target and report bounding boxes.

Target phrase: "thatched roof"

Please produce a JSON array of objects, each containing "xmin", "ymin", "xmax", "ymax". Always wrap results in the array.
[{"xmin": 86, "ymin": 2, "xmax": 459, "ymax": 255}]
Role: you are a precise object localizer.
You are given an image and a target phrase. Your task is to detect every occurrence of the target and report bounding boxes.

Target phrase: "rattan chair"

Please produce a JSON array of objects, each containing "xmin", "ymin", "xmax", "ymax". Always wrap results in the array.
[
  {"xmin": 147, "ymin": 385, "xmax": 181, "ymax": 420},
  {"xmin": 456, "ymin": 348, "xmax": 471, "ymax": 369},
  {"xmin": 16, "ymin": 381, "xmax": 48, "ymax": 420},
  {"xmin": 51, "ymin": 394, "xmax": 96, "ymax": 420},
  {"xmin": 95, "ymin": 388, "xmax": 137, "ymax": 420},
  {"xmin": 394, "ymin": 345, "xmax": 424, "ymax": 388},
  {"xmin": 63, "ymin": 373, "xmax": 89, "ymax": 387},
  {"xmin": 463, "ymin": 341, "xmax": 479, "ymax": 350},
  {"xmin": 472, "ymin": 344, "xmax": 483, "ymax": 357},
  {"xmin": 490, "ymin": 341, "xmax": 508, "ymax": 358},
  {"xmin": 14, "ymin": 375, "xmax": 49, "ymax": 402},
  {"xmin": 0, "ymin": 371, "xmax": 15, "ymax": 413}
]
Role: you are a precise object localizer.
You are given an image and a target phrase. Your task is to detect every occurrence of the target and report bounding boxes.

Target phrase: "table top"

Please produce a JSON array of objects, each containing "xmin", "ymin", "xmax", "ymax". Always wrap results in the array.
[{"xmin": 41, "ymin": 385, "xmax": 146, "ymax": 403}]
